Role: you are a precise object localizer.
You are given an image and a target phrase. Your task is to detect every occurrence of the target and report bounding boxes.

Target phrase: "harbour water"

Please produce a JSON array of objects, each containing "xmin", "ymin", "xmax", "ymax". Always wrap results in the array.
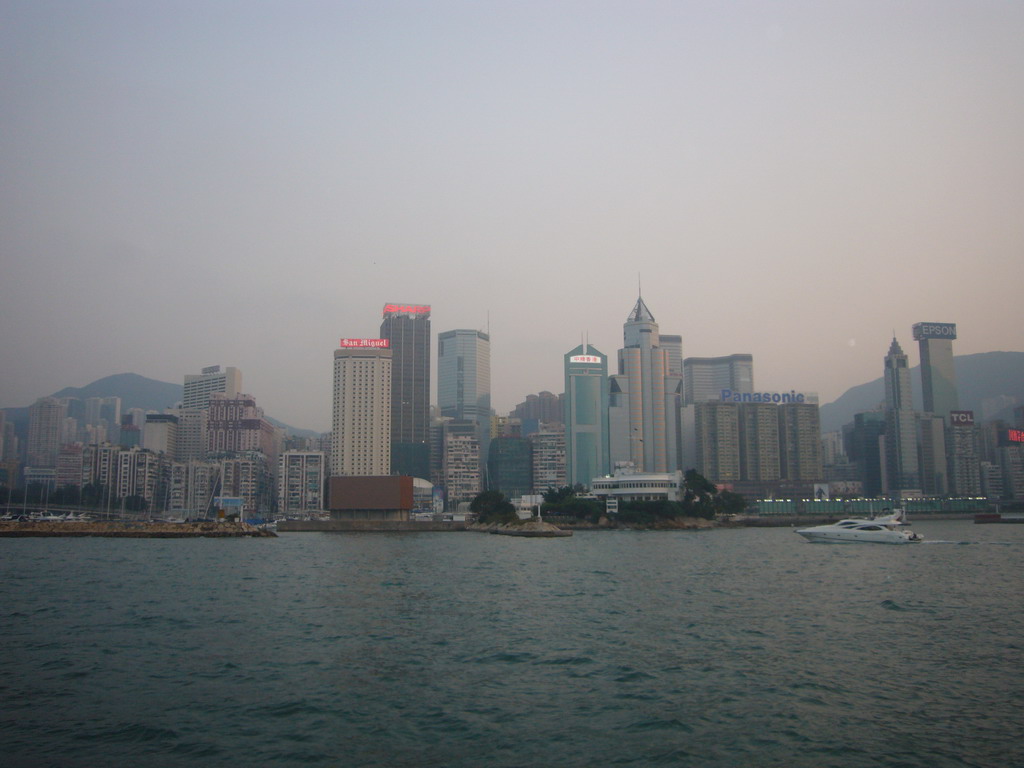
[{"xmin": 2, "ymin": 520, "xmax": 1022, "ymax": 767}]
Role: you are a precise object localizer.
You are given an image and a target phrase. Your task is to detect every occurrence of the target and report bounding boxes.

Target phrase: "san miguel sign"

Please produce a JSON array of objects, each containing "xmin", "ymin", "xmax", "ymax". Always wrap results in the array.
[
  {"xmin": 339, "ymin": 338, "xmax": 390, "ymax": 348},
  {"xmin": 383, "ymin": 303, "xmax": 431, "ymax": 316}
]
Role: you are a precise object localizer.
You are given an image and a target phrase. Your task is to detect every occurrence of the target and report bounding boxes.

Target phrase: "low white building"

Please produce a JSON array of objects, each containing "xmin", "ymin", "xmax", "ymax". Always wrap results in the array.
[{"xmin": 590, "ymin": 467, "xmax": 685, "ymax": 503}]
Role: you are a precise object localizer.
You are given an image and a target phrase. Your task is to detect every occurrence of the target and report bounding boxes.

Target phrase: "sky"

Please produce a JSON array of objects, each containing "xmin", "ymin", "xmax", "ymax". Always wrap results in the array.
[{"xmin": 2, "ymin": 1, "xmax": 1023, "ymax": 432}]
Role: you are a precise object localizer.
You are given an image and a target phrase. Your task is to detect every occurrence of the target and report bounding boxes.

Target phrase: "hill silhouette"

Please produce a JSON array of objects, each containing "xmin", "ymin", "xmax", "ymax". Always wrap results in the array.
[
  {"xmin": 2, "ymin": 373, "xmax": 318, "ymax": 438},
  {"xmin": 819, "ymin": 351, "xmax": 1024, "ymax": 432}
]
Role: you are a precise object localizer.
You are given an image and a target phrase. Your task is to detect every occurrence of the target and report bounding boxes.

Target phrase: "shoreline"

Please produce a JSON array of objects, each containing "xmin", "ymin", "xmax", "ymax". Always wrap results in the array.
[{"xmin": 0, "ymin": 520, "xmax": 276, "ymax": 538}]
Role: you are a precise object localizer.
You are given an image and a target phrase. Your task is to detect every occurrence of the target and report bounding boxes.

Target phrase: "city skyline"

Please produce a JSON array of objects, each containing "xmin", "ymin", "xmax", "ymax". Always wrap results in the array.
[{"xmin": 2, "ymin": 2, "xmax": 1023, "ymax": 431}]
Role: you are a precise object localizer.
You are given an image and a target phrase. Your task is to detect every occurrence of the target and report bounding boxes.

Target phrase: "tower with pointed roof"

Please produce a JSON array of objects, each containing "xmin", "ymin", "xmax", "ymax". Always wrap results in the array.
[
  {"xmin": 882, "ymin": 336, "xmax": 920, "ymax": 493},
  {"xmin": 607, "ymin": 295, "xmax": 683, "ymax": 473}
]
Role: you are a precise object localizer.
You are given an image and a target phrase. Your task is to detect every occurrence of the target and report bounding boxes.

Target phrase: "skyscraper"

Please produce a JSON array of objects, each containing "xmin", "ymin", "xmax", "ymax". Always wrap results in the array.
[
  {"xmin": 331, "ymin": 340, "xmax": 392, "ymax": 477},
  {"xmin": 608, "ymin": 296, "xmax": 682, "ymax": 472},
  {"xmin": 27, "ymin": 397, "xmax": 65, "ymax": 468},
  {"xmin": 183, "ymin": 366, "xmax": 242, "ymax": 410},
  {"xmin": 380, "ymin": 303, "xmax": 431, "ymax": 479},
  {"xmin": 438, "ymin": 329, "xmax": 491, "ymax": 483},
  {"xmin": 438, "ymin": 329, "xmax": 491, "ymax": 423},
  {"xmin": 563, "ymin": 343, "xmax": 609, "ymax": 488},
  {"xmin": 683, "ymin": 355, "xmax": 754, "ymax": 405},
  {"xmin": 912, "ymin": 322, "xmax": 959, "ymax": 422},
  {"xmin": 883, "ymin": 337, "xmax": 920, "ymax": 492}
]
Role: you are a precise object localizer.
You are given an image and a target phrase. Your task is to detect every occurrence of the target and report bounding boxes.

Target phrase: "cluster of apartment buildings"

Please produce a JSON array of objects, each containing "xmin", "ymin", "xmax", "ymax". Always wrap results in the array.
[{"xmin": 4, "ymin": 367, "xmax": 326, "ymax": 519}]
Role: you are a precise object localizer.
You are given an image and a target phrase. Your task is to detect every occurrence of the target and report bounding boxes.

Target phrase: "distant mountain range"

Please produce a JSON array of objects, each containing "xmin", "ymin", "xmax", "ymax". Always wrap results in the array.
[
  {"xmin": 2, "ymin": 373, "xmax": 320, "ymax": 438},
  {"xmin": 4, "ymin": 353, "xmax": 1022, "ymax": 440},
  {"xmin": 819, "ymin": 351, "xmax": 1024, "ymax": 432}
]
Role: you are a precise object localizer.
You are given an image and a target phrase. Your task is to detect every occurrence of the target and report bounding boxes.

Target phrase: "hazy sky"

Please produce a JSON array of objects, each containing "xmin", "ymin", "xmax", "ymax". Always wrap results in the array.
[{"xmin": 2, "ymin": 1, "xmax": 1022, "ymax": 431}]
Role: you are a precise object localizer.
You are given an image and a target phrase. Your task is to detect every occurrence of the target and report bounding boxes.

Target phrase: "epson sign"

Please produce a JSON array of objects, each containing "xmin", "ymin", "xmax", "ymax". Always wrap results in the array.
[{"xmin": 912, "ymin": 322, "xmax": 957, "ymax": 341}]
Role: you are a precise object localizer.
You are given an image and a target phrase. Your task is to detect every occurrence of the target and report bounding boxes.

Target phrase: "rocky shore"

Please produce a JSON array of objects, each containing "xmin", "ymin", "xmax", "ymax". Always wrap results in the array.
[
  {"xmin": 470, "ymin": 520, "xmax": 573, "ymax": 537},
  {"xmin": 0, "ymin": 520, "xmax": 276, "ymax": 538}
]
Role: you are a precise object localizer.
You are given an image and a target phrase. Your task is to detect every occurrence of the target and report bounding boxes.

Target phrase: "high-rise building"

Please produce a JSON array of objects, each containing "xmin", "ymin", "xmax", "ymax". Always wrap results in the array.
[
  {"xmin": 331, "ymin": 340, "xmax": 392, "ymax": 477},
  {"xmin": 27, "ymin": 397, "xmax": 66, "ymax": 468},
  {"xmin": 278, "ymin": 450, "xmax": 326, "ymax": 514},
  {"xmin": 847, "ymin": 412, "xmax": 886, "ymax": 497},
  {"xmin": 692, "ymin": 401, "xmax": 740, "ymax": 484},
  {"xmin": 912, "ymin": 322, "xmax": 959, "ymax": 422},
  {"xmin": 738, "ymin": 403, "xmax": 780, "ymax": 482},
  {"xmin": 117, "ymin": 447, "xmax": 161, "ymax": 506},
  {"xmin": 438, "ymin": 329, "xmax": 491, "ymax": 423},
  {"xmin": 683, "ymin": 355, "xmax": 754, "ymax": 405},
  {"xmin": 167, "ymin": 408, "xmax": 208, "ymax": 462},
  {"xmin": 441, "ymin": 422, "xmax": 481, "ymax": 508},
  {"xmin": 778, "ymin": 402, "xmax": 823, "ymax": 483},
  {"xmin": 563, "ymin": 343, "xmax": 610, "ymax": 488},
  {"xmin": 947, "ymin": 410, "xmax": 982, "ymax": 496},
  {"xmin": 608, "ymin": 296, "xmax": 683, "ymax": 472},
  {"xmin": 883, "ymin": 337, "xmax": 920, "ymax": 493},
  {"xmin": 183, "ymin": 366, "xmax": 242, "ymax": 410},
  {"xmin": 486, "ymin": 436, "xmax": 532, "ymax": 499},
  {"xmin": 143, "ymin": 413, "xmax": 179, "ymax": 460},
  {"xmin": 438, "ymin": 329, "xmax": 491, "ymax": 479},
  {"xmin": 917, "ymin": 414, "xmax": 948, "ymax": 495},
  {"xmin": 380, "ymin": 303, "xmax": 431, "ymax": 479},
  {"xmin": 207, "ymin": 393, "xmax": 280, "ymax": 461},
  {"xmin": 530, "ymin": 429, "xmax": 566, "ymax": 493}
]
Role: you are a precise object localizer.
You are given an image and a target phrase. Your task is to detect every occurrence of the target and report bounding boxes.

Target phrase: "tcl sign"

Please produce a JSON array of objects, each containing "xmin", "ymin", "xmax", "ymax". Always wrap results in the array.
[
  {"xmin": 949, "ymin": 411, "xmax": 974, "ymax": 425},
  {"xmin": 383, "ymin": 304, "xmax": 431, "ymax": 316}
]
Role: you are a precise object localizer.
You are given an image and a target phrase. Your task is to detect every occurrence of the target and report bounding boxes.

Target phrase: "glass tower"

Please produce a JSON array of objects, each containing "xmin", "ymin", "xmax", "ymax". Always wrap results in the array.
[
  {"xmin": 380, "ymin": 303, "xmax": 431, "ymax": 479},
  {"xmin": 564, "ymin": 343, "xmax": 610, "ymax": 488}
]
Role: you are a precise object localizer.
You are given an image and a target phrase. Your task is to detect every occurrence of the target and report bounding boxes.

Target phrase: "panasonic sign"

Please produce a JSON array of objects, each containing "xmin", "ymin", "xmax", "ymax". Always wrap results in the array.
[{"xmin": 720, "ymin": 389, "xmax": 807, "ymax": 404}]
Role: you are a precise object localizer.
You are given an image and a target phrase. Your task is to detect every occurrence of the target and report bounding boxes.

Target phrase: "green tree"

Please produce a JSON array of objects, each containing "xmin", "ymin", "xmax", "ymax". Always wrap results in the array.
[{"xmin": 470, "ymin": 490, "xmax": 519, "ymax": 525}]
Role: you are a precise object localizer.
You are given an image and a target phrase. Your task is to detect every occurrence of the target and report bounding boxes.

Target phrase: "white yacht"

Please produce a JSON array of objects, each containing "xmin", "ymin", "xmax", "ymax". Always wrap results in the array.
[{"xmin": 796, "ymin": 509, "xmax": 923, "ymax": 545}]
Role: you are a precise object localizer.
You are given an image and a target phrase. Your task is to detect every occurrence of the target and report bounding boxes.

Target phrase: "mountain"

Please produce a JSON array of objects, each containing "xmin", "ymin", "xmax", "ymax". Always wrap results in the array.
[
  {"xmin": 52, "ymin": 373, "xmax": 184, "ymax": 413},
  {"xmin": 2, "ymin": 373, "xmax": 319, "ymax": 438},
  {"xmin": 819, "ymin": 351, "xmax": 1024, "ymax": 432}
]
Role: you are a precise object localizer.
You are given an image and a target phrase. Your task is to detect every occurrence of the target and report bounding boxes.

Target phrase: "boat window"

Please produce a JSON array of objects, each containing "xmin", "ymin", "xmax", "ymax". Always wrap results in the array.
[{"xmin": 860, "ymin": 525, "xmax": 882, "ymax": 531}]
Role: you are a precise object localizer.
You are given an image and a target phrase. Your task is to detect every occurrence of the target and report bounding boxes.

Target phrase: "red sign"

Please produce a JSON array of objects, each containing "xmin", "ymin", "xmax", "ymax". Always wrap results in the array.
[
  {"xmin": 339, "ymin": 339, "xmax": 390, "ymax": 348},
  {"xmin": 383, "ymin": 304, "xmax": 431, "ymax": 316},
  {"xmin": 1008, "ymin": 428, "xmax": 1024, "ymax": 444}
]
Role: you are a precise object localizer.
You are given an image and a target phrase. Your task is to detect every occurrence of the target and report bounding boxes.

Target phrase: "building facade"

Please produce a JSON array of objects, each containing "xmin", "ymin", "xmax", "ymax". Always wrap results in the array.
[
  {"xmin": 380, "ymin": 303, "xmax": 431, "ymax": 479},
  {"xmin": 438, "ymin": 328, "xmax": 491, "ymax": 479},
  {"xmin": 609, "ymin": 296, "xmax": 682, "ymax": 473},
  {"xmin": 883, "ymin": 337, "xmax": 920, "ymax": 493},
  {"xmin": 277, "ymin": 450, "xmax": 326, "ymax": 515},
  {"xmin": 331, "ymin": 342, "xmax": 392, "ymax": 477},
  {"xmin": 563, "ymin": 344, "xmax": 610, "ymax": 488},
  {"xmin": 912, "ymin": 322, "xmax": 959, "ymax": 422},
  {"xmin": 683, "ymin": 355, "xmax": 754, "ymax": 405},
  {"xmin": 183, "ymin": 365, "xmax": 242, "ymax": 410}
]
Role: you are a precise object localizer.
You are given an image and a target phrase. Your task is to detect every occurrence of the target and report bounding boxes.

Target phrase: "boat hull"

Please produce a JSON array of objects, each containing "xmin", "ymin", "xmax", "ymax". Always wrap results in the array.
[{"xmin": 797, "ymin": 529, "xmax": 915, "ymax": 544}]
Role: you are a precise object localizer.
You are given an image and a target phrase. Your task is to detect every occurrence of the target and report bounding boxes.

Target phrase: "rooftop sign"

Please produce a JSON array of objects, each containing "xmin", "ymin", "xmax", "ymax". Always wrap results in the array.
[
  {"xmin": 721, "ymin": 389, "xmax": 809, "ymax": 404},
  {"xmin": 339, "ymin": 338, "xmax": 390, "ymax": 348},
  {"xmin": 569, "ymin": 355, "xmax": 603, "ymax": 364},
  {"xmin": 912, "ymin": 322, "xmax": 957, "ymax": 340},
  {"xmin": 383, "ymin": 304, "xmax": 431, "ymax": 316}
]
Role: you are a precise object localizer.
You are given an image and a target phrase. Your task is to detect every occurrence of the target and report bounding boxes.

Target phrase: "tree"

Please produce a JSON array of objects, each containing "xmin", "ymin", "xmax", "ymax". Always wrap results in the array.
[{"xmin": 470, "ymin": 490, "xmax": 519, "ymax": 524}]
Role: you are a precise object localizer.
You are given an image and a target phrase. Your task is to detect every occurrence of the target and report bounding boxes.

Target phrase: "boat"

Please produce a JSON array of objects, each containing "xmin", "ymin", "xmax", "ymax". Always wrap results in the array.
[{"xmin": 796, "ymin": 509, "xmax": 923, "ymax": 545}]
